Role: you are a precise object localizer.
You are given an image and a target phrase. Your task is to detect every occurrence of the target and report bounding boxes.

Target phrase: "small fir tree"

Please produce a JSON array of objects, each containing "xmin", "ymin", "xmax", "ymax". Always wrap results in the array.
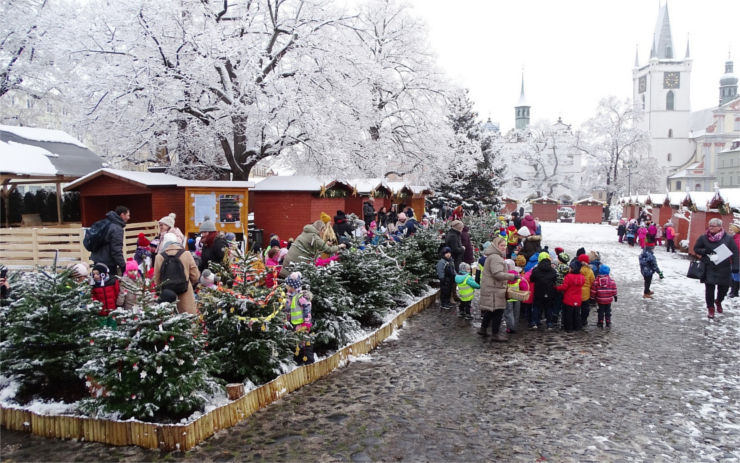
[
  {"xmin": 0, "ymin": 268, "xmax": 100, "ymax": 403},
  {"xmin": 81, "ymin": 276, "xmax": 216, "ymax": 422},
  {"xmin": 200, "ymin": 252, "xmax": 298, "ymax": 384}
]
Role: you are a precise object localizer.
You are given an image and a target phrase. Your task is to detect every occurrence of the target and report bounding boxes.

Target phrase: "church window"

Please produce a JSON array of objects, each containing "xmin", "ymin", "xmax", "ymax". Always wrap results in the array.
[
  {"xmin": 666, "ymin": 91, "xmax": 674, "ymax": 111},
  {"xmin": 695, "ymin": 184, "xmax": 701, "ymax": 190},
  {"xmin": 668, "ymin": 129, "xmax": 673, "ymax": 138},
  {"xmin": 641, "ymin": 94, "xmax": 645, "ymax": 110},
  {"xmin": 734, "ymin": 118, "xmax": 740, "ymax": 131},
  {"xmin": 676, "ymin": 180, "xmax": 682, "ymax": 190},
  {"xmin": 667, "ymin": 153, "xmax": 672, "ymax": 162}
]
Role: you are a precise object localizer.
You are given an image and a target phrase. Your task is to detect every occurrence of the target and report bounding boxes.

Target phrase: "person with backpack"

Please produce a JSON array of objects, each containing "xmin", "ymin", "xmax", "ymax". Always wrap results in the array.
[
  {"xmin": 88, "ymin": 206, "xmax": 130, "ymax": 276},
  {"xmin": 153, "ymin": 232, "xmax": 200, "ymax": 314}
]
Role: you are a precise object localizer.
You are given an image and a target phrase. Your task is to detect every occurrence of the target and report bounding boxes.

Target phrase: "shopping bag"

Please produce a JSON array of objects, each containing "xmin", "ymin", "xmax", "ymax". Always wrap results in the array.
[{"xmin": 686, "ymin": 259, "xmax": 705, "ymax": 280}]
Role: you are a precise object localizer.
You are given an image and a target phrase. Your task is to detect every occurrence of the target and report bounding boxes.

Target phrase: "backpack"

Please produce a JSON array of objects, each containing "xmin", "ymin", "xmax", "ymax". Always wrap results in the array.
[
  {"xmin": 159, "ymin": 249, "xmax": 189, "ymax": 294},
  {"xmin": 83, "ymin": 218, "xmax": 112, "ymax": 252}
]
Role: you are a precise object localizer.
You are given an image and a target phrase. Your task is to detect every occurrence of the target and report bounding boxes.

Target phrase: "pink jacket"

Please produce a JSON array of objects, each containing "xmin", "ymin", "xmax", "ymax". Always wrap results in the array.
[{"xmin": 665, "ymin": 226, "xmax": 675, "ymax": 240}]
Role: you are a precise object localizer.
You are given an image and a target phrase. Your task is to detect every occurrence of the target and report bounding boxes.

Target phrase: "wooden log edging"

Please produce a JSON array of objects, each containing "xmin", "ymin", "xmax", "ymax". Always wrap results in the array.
[{"xmin": 0, "ymin": 291, "xmax": 439, "ymax": 451}]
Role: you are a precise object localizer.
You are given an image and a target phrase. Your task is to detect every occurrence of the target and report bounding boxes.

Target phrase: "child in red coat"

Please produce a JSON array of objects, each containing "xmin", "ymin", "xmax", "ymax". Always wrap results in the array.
[
  {"xmin": 590, "ymin": 264, "xmax": 618, "ymax": 328},
  {"xmin": 556, "ymin": 260, "xmax": 585, "ymax": 332},
  {"xmin": 90, "ymin": 263, "xmax": 119, "ymax": 328}
]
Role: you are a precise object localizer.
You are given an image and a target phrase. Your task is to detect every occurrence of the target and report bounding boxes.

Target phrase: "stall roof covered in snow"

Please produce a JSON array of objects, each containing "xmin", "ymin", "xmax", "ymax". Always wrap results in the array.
[
  {"xmin": 717, "ymin": 188, "xmax": 740, "ymax": 209},
  {"xmin": 347, "ymin": 178, "xmax": 392, "ymax": 194},
  {"xmin": 685, "ymin": 191, "xmax": 716, "ymax": 211},
  {"xmin": 574, "ymin": 197, "xmax": 605, "ymax": 205},
  {"xmin": 65, "ymin": 168, "xmax": 254, "ymax": 191},
  {"xmin": 0, "ymin": 125, "xmax": 103, "ymax": 179},
  {"xmin": 253, "ymin": 175, "xmax": 322, "ymax": 192}
]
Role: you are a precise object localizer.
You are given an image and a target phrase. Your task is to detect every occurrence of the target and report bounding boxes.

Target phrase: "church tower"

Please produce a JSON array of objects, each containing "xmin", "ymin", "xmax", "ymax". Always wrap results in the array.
[
  {"xmin": 514, "ymin": 72, "xmax": 530, "ymax": 130},
  {"xmin": 632, "ymin": 3, "xmax": 692, "ymax": 174},
  {"xmin": 719, "ymin": 54, "xmax": 738, "ymax": 106}
]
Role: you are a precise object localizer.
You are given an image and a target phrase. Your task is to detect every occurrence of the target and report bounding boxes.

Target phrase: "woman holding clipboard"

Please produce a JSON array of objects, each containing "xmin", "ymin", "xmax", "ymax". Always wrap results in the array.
[{"xmin": 693, "ymin": 218, "xmax": 740, "ymax": 319}]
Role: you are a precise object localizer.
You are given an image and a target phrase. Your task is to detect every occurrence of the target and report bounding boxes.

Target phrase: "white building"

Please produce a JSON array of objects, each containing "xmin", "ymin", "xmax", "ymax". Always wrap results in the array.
[{"xmin": 634, "ymin": 4, "xmax": 740, "ymax": 192}]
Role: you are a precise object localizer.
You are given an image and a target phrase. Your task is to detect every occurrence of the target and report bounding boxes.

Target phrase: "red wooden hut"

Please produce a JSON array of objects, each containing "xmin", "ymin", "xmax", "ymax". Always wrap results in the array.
[
  {"xmin": 252, "ymin": 176, "xmax": 357, "ymax": 241},
  {"xmin": 530, "ymin": 197, "xmax": 559, "ymax": 222},
  {"xmin": 574, "ymin": 198, "xmax": 604, "ymax": 223},
  {"xmin": 499, "ymin": 197, "xmax": 518, "ymax": 215},
  {"xmin": 686, "ymin": 192, "xmax": 734, "ymax": 254},
  {"xmin": 64, "ymin": 168, "xmax": 253, "ymax": 237}
]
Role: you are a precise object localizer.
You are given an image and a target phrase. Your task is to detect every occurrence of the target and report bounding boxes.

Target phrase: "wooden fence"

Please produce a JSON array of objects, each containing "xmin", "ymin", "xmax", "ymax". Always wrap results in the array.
[
  {"xmin": 0, "ymin": 221, "xmax": 159, "ymax": 269},
  {"xmin": 0, "ymin": 291, "xmax": 438, "ymax": 451}
]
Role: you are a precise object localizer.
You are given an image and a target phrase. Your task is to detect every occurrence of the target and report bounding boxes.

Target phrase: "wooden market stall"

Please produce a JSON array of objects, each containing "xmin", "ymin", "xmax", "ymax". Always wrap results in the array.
[
  {"xmin": 1, "ymin": 125, "xmax": 103, "ymax": 226},
  {"xmin": 409, "ymin": 185, "xmax": 432, "ymax": 219},
  {"xmin": 530, "ymin": 197, "xmax": 559, "ymax": 222},
  {"xmin": 574, "ymin": 197, "xmax": 605, "ymax": 223},
  {"xmin": 64, "ymin": 169, "xmax": 253, "ymax": 239},
  {"xmin": 499, "ymin": 197, "xmax": 518, "ymax": 215}
]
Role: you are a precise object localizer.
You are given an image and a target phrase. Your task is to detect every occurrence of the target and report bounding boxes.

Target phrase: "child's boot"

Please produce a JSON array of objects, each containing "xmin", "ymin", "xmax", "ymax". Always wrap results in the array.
[
  {"xmin": 465, "ymin": 306, "xmax": 473, "ymax": 320},
  {"xmin": 716, "ymin": 300, "xmax": 723, "ymax": 314},
  {"xmin": 457, "ymin": 306, "xmax": 465, "ymax": 318},
  {"xmin": 605, "ymin": 318, "xmax": 611, "ymax": 328},
  {"xmin": 597, "ymin": 316, "xmax": 604, "ymax": 329},
  {"xmin": 707, "ymin": 306, "xmax": 715, "ymax": 319}
]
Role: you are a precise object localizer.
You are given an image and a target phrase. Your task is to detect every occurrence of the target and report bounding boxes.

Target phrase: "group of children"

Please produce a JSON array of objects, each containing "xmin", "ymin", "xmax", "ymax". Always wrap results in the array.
[
  {"xmin": 618, "ymin": 218, "xmax": 677, "ymax": 253},
  {"xmin": 438, "ymin": 239, "xmax": 620, "ymax": 335}
]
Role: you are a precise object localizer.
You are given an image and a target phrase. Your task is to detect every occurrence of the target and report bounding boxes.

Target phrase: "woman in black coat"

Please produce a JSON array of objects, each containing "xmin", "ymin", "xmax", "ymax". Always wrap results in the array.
[
  {"xmin": 461, "ymin": 226, "xmax": 475, "ymax": 265},
  {"xmin": 693, "ymin": 218, "xmax": 740, "ymax": 318}
]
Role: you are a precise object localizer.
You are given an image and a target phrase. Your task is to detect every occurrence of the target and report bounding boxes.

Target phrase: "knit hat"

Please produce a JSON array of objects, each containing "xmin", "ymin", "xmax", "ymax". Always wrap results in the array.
[
  {"xmin": 159, "ymin": 213, "xmax": 176, "ymax": 230},
  {"xmin": 200, "ymin": 269, "xmax": 215, "ymax": 285},
  {"xmin": 270, "ymin": 238, "xmax": 280, "ymax": 248},
  {"xmin": 199, "ymin": 216, "xmax": 217, "ymax": 233},
  {"xmin": 588, "ymin": 250, "xmax": 601, "ymax": 261},
  {"xmin": 515, "ymin": 255, "xmax": 527, "ymax": 267},
  {"xmin": 285, "ymin": 272, "xmax": 302, "ymax": 289},
  {"xmin": 320, "ymin": 212, "xmax": 332, "ymax": 224},
  {"xmin": 137, "ymin": 233, "xmax": 150, "ymax": 247},
  {"xmin": 459, "ymin": 262, "xmax": 471, "ymax": 273},
  {"xmin": 482, "ymin": 241, "xmax": 492, "ymax": 250},
  {"xmin": 599, "ymin": 265, "xmax": 611, "ymax": 275},
  {"xmin": 554, "ymin": 247, "xmax": 564, "ymax": 256},
  {"xmin": 569, "ymin": 260, "xmax": 582, "ymax": 272},
  {"xmin": 538, "ymin": 251, "xmax": 551, "ymax": 262},
  {"xmin": 578, "ymin": 254, "xmax": 590, "ymax": 264},
  {"xmin": 558, "ymin": 252, "xmax": 569, "ymax": 264},
  {"xmin": 441, "ymin": 246, "xmax": 452, "ymax": 254},
  {"xmin": 397, "ymin": 213, "xmax": 407, "ymax": 222},
  {"xmin": 576, "ymin": 247, "xmax": 586, "ymax": 256},
  {"xmin": 161, "ymin": 232, "xmax": 179, "ymax": 249},
  {"xmin": 517, "ymin": 226, "xmax": 531, "ymax": 238},
  {"xmin": 225, "ymin": 232, "xmax": 236, "ymax": 242},
  {"xmin": 508, "ymin": 225, "xmax": 517, "ymax": 232},
  {"xmin": 125, "ymin": 258, "xmax": 139, "ymax": 273},
  {"xmin": 450, "ymin": 220, "xmax": 464, "ymax": 232},
  {"xmin": 92, "ymin": 262, "xmax": 109, "ymax": 275},
  {"xmin": 149, "ymin": 238, "xmax": 160, "ymax": 249},
  {"xmin": 312, "ymin": 220, "xmax": 326, "ymax": 232}
]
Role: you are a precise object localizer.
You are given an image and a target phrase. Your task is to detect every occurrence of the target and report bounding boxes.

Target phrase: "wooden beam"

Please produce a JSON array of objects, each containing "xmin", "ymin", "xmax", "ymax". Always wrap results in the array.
[{"xmin": 56, "ymin": 182, "xmax": 63, "ymax": 224}]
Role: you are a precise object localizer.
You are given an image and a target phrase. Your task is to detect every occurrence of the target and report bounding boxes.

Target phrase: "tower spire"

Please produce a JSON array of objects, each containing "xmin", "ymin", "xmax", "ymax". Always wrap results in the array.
[
  {"xmin": 685, "ymin": 33, "xmax": 690, "ymax": 58},
  {"xmin": 652, "ymin": 2, "xmax": 674, "ymax": 59},
  {"xmin": 635, "ymin": 45, "xmax": 640, "ymax": 67},
  {"xmin": 514, "ymin": 69, "xmax": 530, "ymax": 130}
]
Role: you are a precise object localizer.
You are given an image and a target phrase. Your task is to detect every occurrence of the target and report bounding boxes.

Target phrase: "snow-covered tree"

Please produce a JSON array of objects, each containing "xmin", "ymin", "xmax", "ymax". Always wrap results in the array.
[
  {"xmin": 0, "ymin": 268, "xmax": 100, "ymax": 403},
  {"xmin": 575, "ymin": 97, "xmax": 650, "ymax": 218}
]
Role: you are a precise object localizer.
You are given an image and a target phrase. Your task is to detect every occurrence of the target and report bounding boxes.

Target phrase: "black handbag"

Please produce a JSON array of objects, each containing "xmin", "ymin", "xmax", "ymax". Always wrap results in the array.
[{"xmin": 687, "ymin": 259, "xmax": 705, "ymax": 280}]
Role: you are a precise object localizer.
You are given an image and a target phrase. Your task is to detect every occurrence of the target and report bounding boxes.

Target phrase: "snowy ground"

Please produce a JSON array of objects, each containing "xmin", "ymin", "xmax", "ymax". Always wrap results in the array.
[{"xmin": 3, "ymin": 222, "xmax": 740, "ymax": 461}]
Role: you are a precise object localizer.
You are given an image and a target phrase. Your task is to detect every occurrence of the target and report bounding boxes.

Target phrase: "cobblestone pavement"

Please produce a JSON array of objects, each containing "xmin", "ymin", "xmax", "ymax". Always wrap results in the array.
[{"xmin": 3, "ymin": 230, "xmax": 740, "ymax": 462}]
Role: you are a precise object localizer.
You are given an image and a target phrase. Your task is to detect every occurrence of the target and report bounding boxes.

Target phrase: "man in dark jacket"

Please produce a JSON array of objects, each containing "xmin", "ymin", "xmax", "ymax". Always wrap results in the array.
[
  {"xmin": 461, "ymin": 225, "xmax": 475, "ymax": 265},
  {"xmin": 90, "ymin": 206, "xmax": 129, "ymax": 276},
  {"xmin": 198, "ymin": 216, "xmax": 228, "ymax": 273},
  {"xmin": 529, "ymin": 252, "xmax": 557, "ymax": 329},
  {"xmin": 363, "ymin": 200, "xmax": 376, "ymax": 229},
  {"xmin": 444, "ymin": 220, "xmax": 466, "ymax": 271},
  {"xmin": 333, "ymin": 210, "xmax": 354, "ymax": 243}
]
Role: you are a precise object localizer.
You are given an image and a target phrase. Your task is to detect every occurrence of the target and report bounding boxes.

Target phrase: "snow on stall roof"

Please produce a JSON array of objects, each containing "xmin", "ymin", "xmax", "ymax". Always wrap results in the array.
[
  {"xmin": 667, "ymin": 191, "xmax": 687, "ymax": 206},
  {"xmin": 574, "ymin": 197, "xmax": 604, "ymax": 205},
  {"xmin": 0, "ymin": 140, "xmax": 58, "ymax": 176},
  {"xmin": 0, "ymin": 124, "xmax": 87, "ymax": 148},
  {"xmin": 409, "ymin": 185, "xmax": 432, "ymax": 195},
  {"xmin": 66, "ymin": 168, "xmax": 256, "ymax": 190},
  {"xmin": 718, "ymin": 188, "xmax": 740, "ymax": 209},
  {"xmin": 686, "ymin": 191, "xmax": 716, "ymax": 211},
  {"xmin": 647, "ymin": 193, "xmax": 667, "ymax": 205},
  {"xmin": 348, "ymin": 178, "xmax": 390, "ymax": 194},
  {"xmin": 252, "ymin": 175, "xmax": 322, "ymax": 191}
]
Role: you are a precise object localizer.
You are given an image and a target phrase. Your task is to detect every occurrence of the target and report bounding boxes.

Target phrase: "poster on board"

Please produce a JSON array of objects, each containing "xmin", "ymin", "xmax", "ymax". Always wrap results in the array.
[{"xmin": 193, "ymin": 193, "xmax": 217, "ymax": 225}]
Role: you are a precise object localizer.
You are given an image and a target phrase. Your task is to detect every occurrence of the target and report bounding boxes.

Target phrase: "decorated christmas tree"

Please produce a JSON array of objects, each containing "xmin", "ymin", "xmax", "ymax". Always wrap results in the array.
[
  {"xmin": 200, "ymin": 252, "xmax": 298, "ymax": 384},
  {"xmin": 0, "ymin": 268, "xmax": 100, "ymax": 403},
  {"xmin": 290, "ymin": 261, "xmax": 362, "ymax": 355},
  {"xmin": 81, "ymin": 275, "xmax": 216, "ymax": 422}
]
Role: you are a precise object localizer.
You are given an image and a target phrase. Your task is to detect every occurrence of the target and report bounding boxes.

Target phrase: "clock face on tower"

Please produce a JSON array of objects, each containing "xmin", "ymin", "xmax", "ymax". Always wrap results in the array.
[
  {"xmin": 663, "ymin": 72, "xmax": 680, "ymax": 89},
  {"xmin": 638, "ymin": 76, "xmax": 646, "ymax": 93}
]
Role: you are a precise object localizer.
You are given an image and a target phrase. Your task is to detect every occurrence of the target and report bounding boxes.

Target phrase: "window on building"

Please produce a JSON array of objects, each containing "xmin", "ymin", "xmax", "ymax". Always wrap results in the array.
[
  {"xmin": 46, "ymin": 102, "xmax": 52, "ymax": 113},
  {"xmin": 735, "ymin": 118, "xmax": 740, "ymax": 131},
  {"xmin": 676, "ymin": 180, "xmax": 682, "ymax": 190},
  {"xmin": 668, "ymin": 129, "xmax": 673, "ymax": 138},
  {"xmin": 26, "ymin": 99, "xmax": 32, "ymax": 109},
  {"xmin": 641, "ymin": 94, "xmax": 645, "ymax": 110},
  {"xmin": 666, "ymin": 91, "xmax": 674, "ymax": 111},
  {"xmin": 667, "ymin": 153, "xmax": 672, "ymax": 162},
  {"xmin": 695, "ymin": 184, "xmax": 701, "ymax": 190}
]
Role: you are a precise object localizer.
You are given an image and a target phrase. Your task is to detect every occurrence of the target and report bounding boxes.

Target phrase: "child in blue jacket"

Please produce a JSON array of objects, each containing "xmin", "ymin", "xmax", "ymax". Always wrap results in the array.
[{"xmin": 437, "ymin": 247, "xmax": 456, "ymax": 309}]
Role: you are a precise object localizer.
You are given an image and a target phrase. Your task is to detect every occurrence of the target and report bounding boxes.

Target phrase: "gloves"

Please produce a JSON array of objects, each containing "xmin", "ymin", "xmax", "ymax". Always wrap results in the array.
[
  {"xmin": 659, "ymin": 271, "xmax": 664, "ymax": 279},
  {"xmin": 613, "ymin": 295, "xmax": 618, "ymax": 302}
]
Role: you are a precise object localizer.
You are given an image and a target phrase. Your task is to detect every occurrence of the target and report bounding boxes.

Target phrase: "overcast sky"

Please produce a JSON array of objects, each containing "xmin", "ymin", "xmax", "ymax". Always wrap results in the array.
[{"xmin": 406, "ymin": 0, "xmax": 740, "ymax": 131}]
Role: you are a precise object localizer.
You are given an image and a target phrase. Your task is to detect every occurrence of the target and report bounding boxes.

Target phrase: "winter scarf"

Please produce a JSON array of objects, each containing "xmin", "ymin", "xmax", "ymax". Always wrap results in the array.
[{"xmin": 706, "ymin": 228, "xmax": 725, "ymax": 242}]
